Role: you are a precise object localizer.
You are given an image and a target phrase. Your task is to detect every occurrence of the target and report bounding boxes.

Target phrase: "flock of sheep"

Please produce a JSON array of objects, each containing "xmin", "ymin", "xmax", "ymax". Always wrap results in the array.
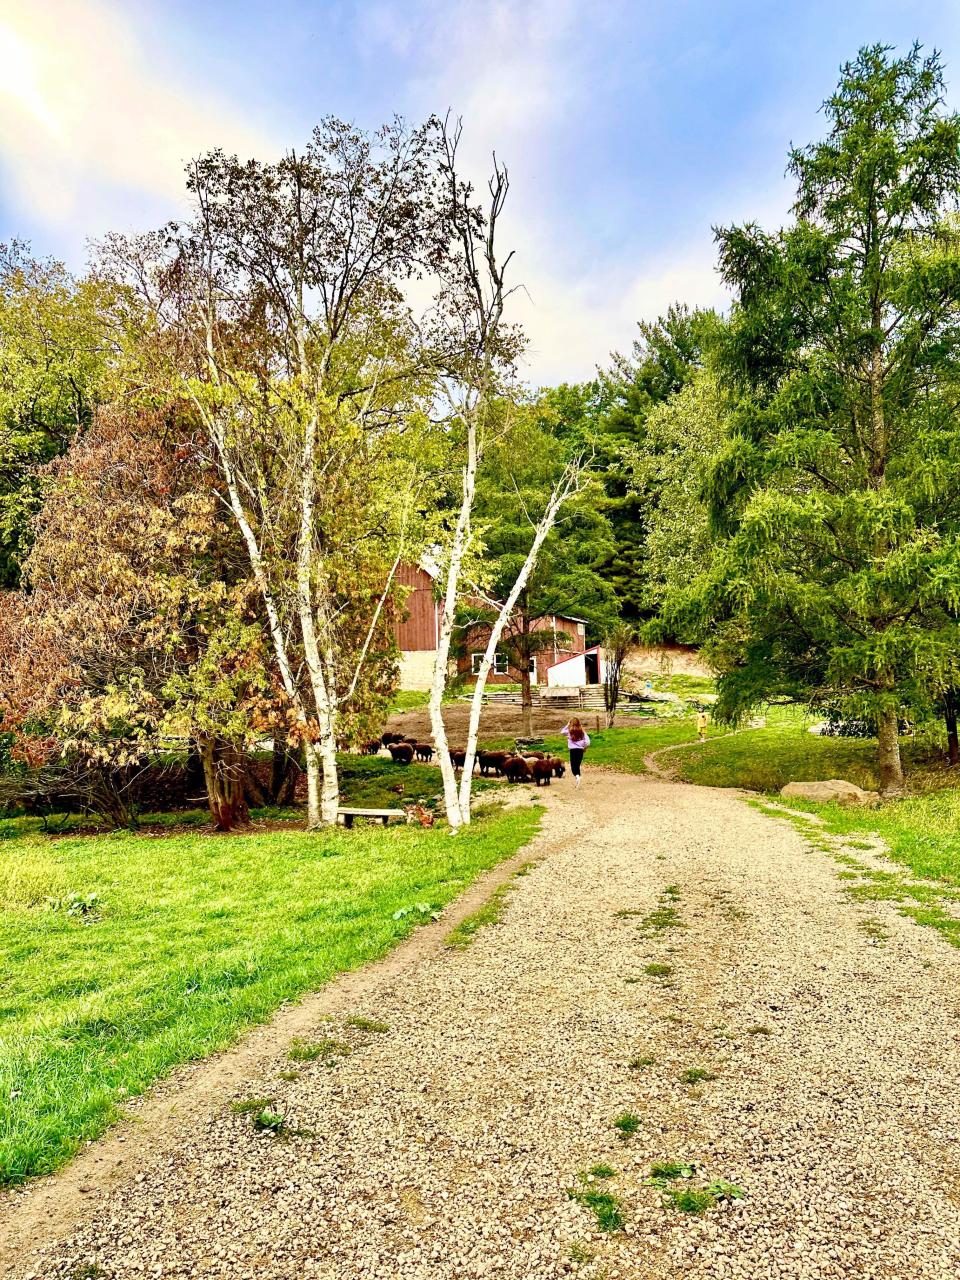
[{"xmin": 362, "ymin": 732, "xmax": 566, "ymax": 786}]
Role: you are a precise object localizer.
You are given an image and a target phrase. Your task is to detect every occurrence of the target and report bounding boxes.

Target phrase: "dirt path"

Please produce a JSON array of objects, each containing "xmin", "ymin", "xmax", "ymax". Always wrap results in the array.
[{"xmin": 7, "ymin": 774, "xmax": 960, "ymax": 1279}]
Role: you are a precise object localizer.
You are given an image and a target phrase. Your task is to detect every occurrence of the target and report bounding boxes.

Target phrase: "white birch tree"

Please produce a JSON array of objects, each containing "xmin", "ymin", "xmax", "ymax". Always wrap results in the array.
[
  {"xmin": 426, "ymin": 123, "xmax": 586, "ymax": 828},
  {"xmin": 102, "ymin": 119, "xmax": 446, "ymax": 826}
]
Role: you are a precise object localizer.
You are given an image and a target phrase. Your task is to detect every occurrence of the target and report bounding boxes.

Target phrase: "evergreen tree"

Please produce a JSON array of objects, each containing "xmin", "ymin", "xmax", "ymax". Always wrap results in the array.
[{"xmin": 670, "ymin": 44, "xmax": 960, "ymax": 791}]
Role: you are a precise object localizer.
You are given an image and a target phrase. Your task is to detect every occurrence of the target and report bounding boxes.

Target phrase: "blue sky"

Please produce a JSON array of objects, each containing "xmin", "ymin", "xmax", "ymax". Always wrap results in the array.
[{"xmin": 2, "ymin": 0, "xmax": 960, "ymax": 382}]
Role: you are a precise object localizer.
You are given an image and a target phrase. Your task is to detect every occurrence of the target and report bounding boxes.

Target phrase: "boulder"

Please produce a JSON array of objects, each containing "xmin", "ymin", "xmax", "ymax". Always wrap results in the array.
[{"xmin": 780, "ymin": 778, "xmax": 881, "ymax": 807}]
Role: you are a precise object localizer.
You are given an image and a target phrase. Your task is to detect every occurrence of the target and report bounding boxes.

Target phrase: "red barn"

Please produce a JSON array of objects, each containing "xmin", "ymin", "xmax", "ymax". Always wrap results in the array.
[
  {"xmin": 393, "ymin": 561, "xmax": 589, "ymax": 690},
  {"xmin": 394, "ymin": 562, "xmax": 441, "ymax": 690}
]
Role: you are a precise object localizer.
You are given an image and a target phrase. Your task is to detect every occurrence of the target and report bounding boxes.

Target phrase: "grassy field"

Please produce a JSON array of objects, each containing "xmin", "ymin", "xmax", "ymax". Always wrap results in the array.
[
  {"xmin": 0, "ymin": 802, "xmax": 540, "ymax": 1185},
  {"xmin": 533, "ymin": 719, "xmax": 724, "ymax": 774},
  {"xmin": 659, "ymin": 708, "xmax": 887, "ymax": 791}
]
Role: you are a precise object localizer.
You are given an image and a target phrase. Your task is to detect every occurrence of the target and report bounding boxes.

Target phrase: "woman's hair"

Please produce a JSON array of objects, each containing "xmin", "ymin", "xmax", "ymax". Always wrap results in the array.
[{"xmin": 568, "ymin": 717, "xmax": 584, "ymax": 735}]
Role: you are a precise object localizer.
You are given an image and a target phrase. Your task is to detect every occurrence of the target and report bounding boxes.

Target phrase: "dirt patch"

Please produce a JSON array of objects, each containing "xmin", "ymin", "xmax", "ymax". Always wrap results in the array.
[{"xmin": 385, "ymin": 702, "xmax": 605, "ymax": 744}]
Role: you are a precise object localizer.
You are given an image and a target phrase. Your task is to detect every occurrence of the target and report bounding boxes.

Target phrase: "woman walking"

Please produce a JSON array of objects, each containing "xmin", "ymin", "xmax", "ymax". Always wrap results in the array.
[{"xmin": 561, "ymin": 717, "xmax": 591, "ymax": 788}]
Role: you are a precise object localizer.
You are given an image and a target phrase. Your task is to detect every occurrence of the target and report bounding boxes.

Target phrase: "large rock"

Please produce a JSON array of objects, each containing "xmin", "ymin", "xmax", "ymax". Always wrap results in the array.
[{"xmin": 780, "ymin": 778, "xmax": 881, "ymax": 807}]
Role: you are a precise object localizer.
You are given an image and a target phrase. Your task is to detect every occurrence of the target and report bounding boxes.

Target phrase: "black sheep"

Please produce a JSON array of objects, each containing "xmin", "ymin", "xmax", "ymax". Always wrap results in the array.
[
  {"xmin": 414, "ymin": 742, "xmax": 434, "ymax": 762},
  {"xmin": 388, "ymin": 742, "xmax": 414, "ymax": 765},
  {"xmin": 450, "ymin": 748, "xmax": 467, "ymax": 770},
  {"xmin": 381, "ymin": 732, "xmax": 402, "ymax": 747}
]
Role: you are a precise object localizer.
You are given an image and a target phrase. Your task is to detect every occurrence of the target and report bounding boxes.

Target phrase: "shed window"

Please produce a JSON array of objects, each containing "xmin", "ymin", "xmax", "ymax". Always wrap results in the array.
[{"xmin": 472, "ymin": 652, "xmax": 508, "ymax": 675}]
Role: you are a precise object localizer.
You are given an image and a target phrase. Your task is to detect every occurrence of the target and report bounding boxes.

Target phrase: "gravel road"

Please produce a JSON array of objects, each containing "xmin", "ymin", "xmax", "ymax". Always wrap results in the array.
[{"xmin": 7, "ymin": 772, "xmax": 960, "ymax": 1279}]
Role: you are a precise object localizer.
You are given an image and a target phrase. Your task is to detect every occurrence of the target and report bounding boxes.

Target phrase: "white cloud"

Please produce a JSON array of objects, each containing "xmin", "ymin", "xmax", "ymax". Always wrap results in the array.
[
  {"xmin": 0, "ymin": 0, "xmax": 274, "ymax": 238},
  {"xmin": 0, "ymin": 0, "xmax": 791, "ymax": 383},
  {"xmin": 514, "ymin": 241, "xmax": 730, "ymax": 386}
]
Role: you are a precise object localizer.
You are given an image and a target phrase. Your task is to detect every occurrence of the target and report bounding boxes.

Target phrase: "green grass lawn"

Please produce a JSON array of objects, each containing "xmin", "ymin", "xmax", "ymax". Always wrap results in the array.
[
  {"xmin": 0, "ymin": 803, "xmax": 540, "ymax": 1185},
  {"xmin": 660, "ymin": 709, "xmax": 885, "ymax": 791},
  {"xmin": 479, "ymin": 718, "xmax": 732, "ymax": 775}
]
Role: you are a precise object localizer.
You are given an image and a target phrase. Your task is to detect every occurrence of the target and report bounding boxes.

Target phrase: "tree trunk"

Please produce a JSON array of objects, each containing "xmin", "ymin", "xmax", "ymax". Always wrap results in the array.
[
  {"xmin": 303, "ymin": 742, "xmax": 322, "ymax": 828},
  {"xmin": 876, "ymin": 703, "xmax": 904, "ymax": 793},
  {"xmin": 198, "ymin": 735, "xmax": 250, "ymax": 831},
  {"xmin": 242, "ymin": 765, "xmax": 270, "ymax": 809},
  {"xmin": 185, "ymin": 739, "xmax": 207, "ymax": 804},
  {"xmin": 316, "ymin": 725, "xmax": 340, "ymax": 827},
  {"xmin": 458, "ymin": 465, "xmax": 583, "ymax": 821},
  {"xmin": 270, "ymin": 732, "xmax": 300, "ymax": 804},
  {"xmin": 430, "ymin": 420, "xmax": 478, "ymax": 833},
  {"xmin": 946, "ymin": 693, "xmax": 959, "ymax": 766}
]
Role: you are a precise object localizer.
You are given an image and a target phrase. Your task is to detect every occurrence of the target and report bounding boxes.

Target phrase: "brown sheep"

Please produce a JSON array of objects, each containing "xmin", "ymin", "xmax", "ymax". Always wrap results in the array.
[
  {"xmin": 503, "ymin": 756, "xmax": 533, "ymax": 783},
  {"xmin": 550, "ymin": 757, "xmax": 566, "ymax": 778},
  {"xmin": 414, "ymin": 742, "xmax": 434, "ymax": 762},
  {"xmin": 388, "ymin": 742, "xmax": 414, "ymax": 765},
  {"xmin": 449, "ymin": 748, "xmax": 467, "ymax": 769},
  {"xmin": 531, "ymin": 758, "xmax": 555, "ymax": 786},
  {"xmin": 381, "ymin": 732, "xmax": 402, "ymax": 746},
  {"xmin": 361, "ymin": 739, "xmax": 382, "ymax": 755},
  {"xmin": 477, "ymin": 750, "xmax": 509, "ymax": 776}
]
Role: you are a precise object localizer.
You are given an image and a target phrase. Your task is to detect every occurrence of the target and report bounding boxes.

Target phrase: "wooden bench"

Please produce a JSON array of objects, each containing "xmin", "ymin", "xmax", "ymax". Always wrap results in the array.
[{"xmin": 336, "ymin": 807, "xmax": 406, "ymax": 829}]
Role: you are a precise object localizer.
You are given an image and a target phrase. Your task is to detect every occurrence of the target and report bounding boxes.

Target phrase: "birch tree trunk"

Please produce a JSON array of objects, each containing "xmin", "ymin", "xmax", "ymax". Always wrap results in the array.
[
  {"xmin": 429, "ymin": 413, "xmax": 478, "ymax": 831},
  {"xmin": 456, "ymin": 465, "xmax": 583, "ymax": 824}
]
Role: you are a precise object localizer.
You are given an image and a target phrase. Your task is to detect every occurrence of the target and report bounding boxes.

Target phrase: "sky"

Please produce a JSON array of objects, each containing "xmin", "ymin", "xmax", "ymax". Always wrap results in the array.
[{"xmin": 2, "ymin": 0, "xmax": 960, "ymax": 385}]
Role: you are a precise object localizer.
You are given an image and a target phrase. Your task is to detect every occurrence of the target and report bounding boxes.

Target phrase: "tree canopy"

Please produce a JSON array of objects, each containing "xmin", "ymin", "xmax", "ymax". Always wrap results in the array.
[{"xmin": 665, "ymin": 43, "xmax": 960, "ymax": 790}]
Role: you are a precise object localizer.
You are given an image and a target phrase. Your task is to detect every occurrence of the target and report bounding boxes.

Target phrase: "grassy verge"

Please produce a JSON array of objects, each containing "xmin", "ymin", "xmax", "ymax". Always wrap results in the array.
[
  {"xmin": 777, "ymin": 790, "xmax": 960, "ymax": 888},
  {"xmin": 0, "ymin": 804, "xmax": 541, "ymax": 1185}
]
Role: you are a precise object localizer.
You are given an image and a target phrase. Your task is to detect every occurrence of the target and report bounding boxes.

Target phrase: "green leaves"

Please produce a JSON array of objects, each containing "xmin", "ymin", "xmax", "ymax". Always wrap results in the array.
[{"xmin": 684, "ymin": 45, "xmax": 960, "ymax": 777}]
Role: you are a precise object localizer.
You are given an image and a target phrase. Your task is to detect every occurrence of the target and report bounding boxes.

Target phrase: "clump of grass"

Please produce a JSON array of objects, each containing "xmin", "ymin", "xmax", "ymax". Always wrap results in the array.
[
  {"xmin": 644, "ymin": 962, "xmax": 673, "ymax": 978},
  {"xmin": 588, "ymin": 1163, "xmax": 617, "ymax": 1179},
  {"xmin": 704, "ymin": 1179, "xmax": 746, "ymax": 1202},
  {"xmin": 649, "ymin": 1160, "xmax": 694, "ymax": 1182},
  {"xmin": 278, "ymin": 1070, "xmax": 299, "ymax": 1082},
  {"xmin": 568, "ymin": 1242, "xmax": 594, "ymax": 1263},
  {"xmin": 345, "ymin": 1015, "xmax": 390, "ymax": 1033},
  {"xmin": 287, "ymin": 1036, "xmax": 351, "ymax": 1064},
  {"xmin": 567, "ymin": 1185, "xmax": 625, "ymax": 1232},
  {"xmin": 612, "ymin": 1110, "xmax": 641, "ymax": 1140},
  {"xmin": 681, "ymin": 1067, "xmax": 718, "ymax": 1085},
  {"xmin": 230, "ymin": 1096, "xmax": 276, "ymax": 1116},
  {"xmin": 445, "ymin": 883, "xmax": 512, "ymax": 949},
  {"xmin": 659, "ymin": 1175, "xmax": 746, "ymax": 1214},
  {"xmin": 641, "ymin": 903, "xmax": 684, "ymax": 933},
  {"xmin": 745, "ymin": 1024, "xmax": 771, "ymax": 1036},
  {"xmin": 252, "ymin": 1108, "xmax": 286, "ymax": 1135},
  {"xmin": 628, "ymin": 1055, "xmax": 655, "ymax": 1070},
  {"xmin": 665, "ymin": 1186, "xmax": 717, "ymax": 1214}
]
